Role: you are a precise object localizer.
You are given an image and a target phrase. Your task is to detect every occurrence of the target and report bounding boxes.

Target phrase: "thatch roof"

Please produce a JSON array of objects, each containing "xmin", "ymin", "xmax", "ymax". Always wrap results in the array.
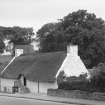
[{"xmin": 1, "ymin": 51, "xmax": 66, "ymax": 82}]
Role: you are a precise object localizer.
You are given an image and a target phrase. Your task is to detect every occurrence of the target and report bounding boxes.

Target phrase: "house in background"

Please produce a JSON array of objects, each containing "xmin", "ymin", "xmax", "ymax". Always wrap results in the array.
[
  {"xmin": 1, "ymin": 38, "xmax": 37, "ymax": 56},
  {"xmin": 8, "ymin": 41, "xmax": 35, "ymax": 56},
  {"xmin": 0, "ymin": 44, "xmax": 90, "ymax": 94}
]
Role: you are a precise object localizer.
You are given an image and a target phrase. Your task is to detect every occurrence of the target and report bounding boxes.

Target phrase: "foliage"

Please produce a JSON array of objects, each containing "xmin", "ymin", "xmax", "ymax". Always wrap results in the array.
[
  {"xmin": 58, "ymin": 80, "xmax": 90, "ymax": 91},
  {"xmin": 4, "ymin": 26, "xmax": 34, "ymax": 44},
  {"xmin": 57, "ymin": 73, "xmax": 90, "ymax": 91},
  {"xmin": 37, "ymin": 23, "xmax": 66, "ymax": 52},
  {"xmin": 89, "ymin": 63, "xmax": 105, "ymax": 90},
  {"xmin": 37, "ymin": 10, "xmax": 105, "ymax": 68},
  {"xmin": 0, "ymin": 26, "xmax": 34, "ymax": 53},
  {"xmin": 0, "ymin": 39, "xmax": 5, "ymax": 53},
  {"xmin": 57, "ymin": 63, "xmax": 105, "ymax": 92},
  {"xmin": 57, "ymin": 71, "xmax": 65, "ymax": 85}
]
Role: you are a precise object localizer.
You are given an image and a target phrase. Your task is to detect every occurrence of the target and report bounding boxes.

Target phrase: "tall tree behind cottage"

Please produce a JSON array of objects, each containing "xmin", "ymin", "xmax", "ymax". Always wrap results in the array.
[{"xmin": 36, "ymin": 10, "xmax": 105, "ymax": 68}]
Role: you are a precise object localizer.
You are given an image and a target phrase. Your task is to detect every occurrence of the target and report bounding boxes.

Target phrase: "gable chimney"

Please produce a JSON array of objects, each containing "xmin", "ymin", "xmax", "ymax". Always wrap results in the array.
[{"xmin": 67, "ymin": 44, "xmax": 78, "ymax": 56}]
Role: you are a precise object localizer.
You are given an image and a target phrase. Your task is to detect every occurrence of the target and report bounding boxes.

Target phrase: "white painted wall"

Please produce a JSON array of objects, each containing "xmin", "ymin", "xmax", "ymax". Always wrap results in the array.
[
  {"xmin": 0, "ymin": 78, "xmax": 58, "ymax": 94},
  {"xmin": 0, "ymin": 78, "xmax": 15, "ymax": 93},
  {"xmin": 15, "ymin": 49, "xmax": 24, "ymax": 56},
  {"xmin": 27, "ymin": 80, "xmax": 38, "ymax": 93},
  {"xmin": 56, "ymin": 45, "xmax": 89, "ymax": 77},
  {"xmin": 27, "ymin": 80, "xmax": 58, "ymax": 94}
]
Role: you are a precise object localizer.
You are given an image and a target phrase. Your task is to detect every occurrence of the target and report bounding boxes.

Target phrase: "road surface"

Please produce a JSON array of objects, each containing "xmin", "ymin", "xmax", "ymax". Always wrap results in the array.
[{"xmin": 0, "ymin": 95, "xmax": 77, "ymax": 105}]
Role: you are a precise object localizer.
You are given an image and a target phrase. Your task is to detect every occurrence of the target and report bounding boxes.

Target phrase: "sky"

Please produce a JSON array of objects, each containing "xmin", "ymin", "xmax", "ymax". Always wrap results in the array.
[{"xmin": 0, "ymin": 0, "xmax": 105, "ymax": 32}]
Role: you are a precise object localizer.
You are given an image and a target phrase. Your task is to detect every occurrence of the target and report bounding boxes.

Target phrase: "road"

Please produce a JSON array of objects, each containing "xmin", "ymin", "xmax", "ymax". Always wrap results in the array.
[{"xmin": 0, "ymin": 95, "xmax": 77, "ymax": 105}]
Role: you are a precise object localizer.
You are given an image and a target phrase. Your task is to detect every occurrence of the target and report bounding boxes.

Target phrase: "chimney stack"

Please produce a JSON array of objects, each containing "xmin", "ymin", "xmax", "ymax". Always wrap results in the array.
[{"xmin": 67, "ymin": 44, "xmax": 78, "ymax": 56}]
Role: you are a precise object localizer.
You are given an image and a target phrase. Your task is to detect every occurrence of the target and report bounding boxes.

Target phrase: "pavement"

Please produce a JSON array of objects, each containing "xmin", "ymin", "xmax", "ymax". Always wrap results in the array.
[{"xmin": 0, "ymin": 92, "xmax": 105, "ymax": 105}]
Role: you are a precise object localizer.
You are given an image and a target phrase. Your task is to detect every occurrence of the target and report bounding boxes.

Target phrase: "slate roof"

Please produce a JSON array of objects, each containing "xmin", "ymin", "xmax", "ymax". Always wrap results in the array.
[{"xmin": 1, "ymin": 51, "xmax": 66, "ymax": 82}]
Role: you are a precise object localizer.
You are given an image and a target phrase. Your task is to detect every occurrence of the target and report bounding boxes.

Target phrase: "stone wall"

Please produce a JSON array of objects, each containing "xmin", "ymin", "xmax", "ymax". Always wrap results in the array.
[{"xmin": 47, "ymin": 89, "xmax": 105, "ymax": 101}]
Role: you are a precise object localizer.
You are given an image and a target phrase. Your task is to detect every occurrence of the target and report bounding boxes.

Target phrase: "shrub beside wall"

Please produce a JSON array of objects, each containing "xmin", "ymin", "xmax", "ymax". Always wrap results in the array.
[{"xmin": 57, "ymin": 67, "xmax": 105, "ymax": 92}]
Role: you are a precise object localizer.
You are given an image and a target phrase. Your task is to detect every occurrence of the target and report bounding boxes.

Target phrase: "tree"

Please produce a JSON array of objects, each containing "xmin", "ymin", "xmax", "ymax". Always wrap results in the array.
[
  {"xmin": 0, "ymin": 39, "xmax": 5, "ymax": 53},
  {"xmin": 9, "ymin": 26, "xmax": 34, "ymax": 44},
  {"xmin": 60, "ymin": 10, "xmax": 105, "ymax": 68},
  {"xmin": 0, "ymin": 26, "xmax": 34, "ymax": 53},
  {"xmin": 37, "ymin": 22, "xmax": 66, "ymax": 52},
  {"xmin": 37, "ymin": 9, "xmax": 105, "ymax": 68}
]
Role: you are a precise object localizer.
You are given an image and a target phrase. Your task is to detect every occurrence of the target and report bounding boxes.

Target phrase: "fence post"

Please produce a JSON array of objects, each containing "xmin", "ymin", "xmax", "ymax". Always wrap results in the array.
[{"xmin": 38, "ymin": 80, "xmax": 39, "ymax": 94}]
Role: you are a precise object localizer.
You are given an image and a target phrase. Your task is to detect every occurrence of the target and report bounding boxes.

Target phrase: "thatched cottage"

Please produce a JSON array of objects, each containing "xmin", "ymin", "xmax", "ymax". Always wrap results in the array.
[
  {"xmin": 0, "ymin": 45, "xmax": 89, "ymax": 94},
  {"xmin": 0, "ymin": 51, "xmax": 66, "ymax": 94}
]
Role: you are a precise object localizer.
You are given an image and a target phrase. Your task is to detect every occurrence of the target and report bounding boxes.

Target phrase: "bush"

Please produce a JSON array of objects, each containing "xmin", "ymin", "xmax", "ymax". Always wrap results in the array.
[
  {"xmin": 57, "ymin": 64, "xmax": 105, "ymax": 92},
  {"xmin": 58, "ymin": 73, "xmax": 92, "ymax": 91},
  {"xmin": 89, "ymin": 63, "xmax": 105, "ymax": 91}
]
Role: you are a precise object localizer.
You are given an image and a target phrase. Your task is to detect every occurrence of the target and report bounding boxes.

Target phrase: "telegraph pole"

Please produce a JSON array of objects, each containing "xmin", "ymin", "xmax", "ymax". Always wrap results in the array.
[{"xmin": 38, "ymin": 80, "xmax": 39, "ymax": 94}]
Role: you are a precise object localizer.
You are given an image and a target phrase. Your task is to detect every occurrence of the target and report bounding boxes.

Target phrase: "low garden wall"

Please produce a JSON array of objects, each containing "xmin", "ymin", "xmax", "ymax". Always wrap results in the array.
[{"xmin": 47, "ymin": 89, "xmax": 105, "ymax": 101}]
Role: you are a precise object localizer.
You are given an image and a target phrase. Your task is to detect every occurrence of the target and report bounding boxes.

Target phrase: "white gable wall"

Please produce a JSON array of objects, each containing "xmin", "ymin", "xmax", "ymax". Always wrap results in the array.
[{"xmin": 56, "ymin": 45, "xmax": 89, "ymax": 77}]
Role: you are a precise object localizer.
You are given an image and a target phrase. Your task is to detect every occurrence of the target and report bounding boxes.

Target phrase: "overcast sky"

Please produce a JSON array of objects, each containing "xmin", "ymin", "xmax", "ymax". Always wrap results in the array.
[{"xmin": 0, "ymin": 0, "xmax": 105, "ymax": 32}]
